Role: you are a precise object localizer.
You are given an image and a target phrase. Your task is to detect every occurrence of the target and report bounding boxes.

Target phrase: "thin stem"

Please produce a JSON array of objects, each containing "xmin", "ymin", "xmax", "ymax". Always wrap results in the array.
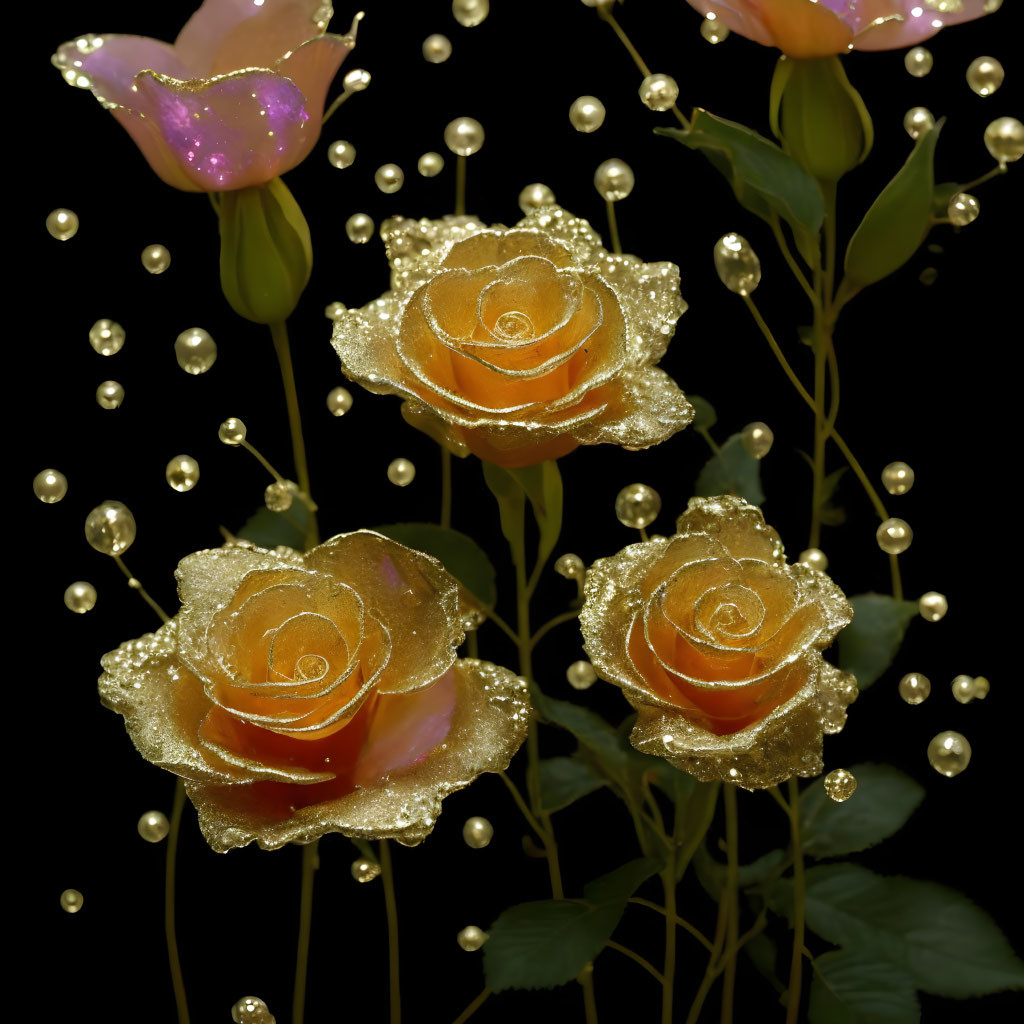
[
  {"xmin": 467, "ymin": 631, "xmax": 479, "ymax": 658},
  {"xmin": 628, "ymin": 898, "xmax": 714, "ymax": 952},
  {"xmin": 498, "ymin": 770, "xmax": 549, "ymax": 844},
  {"xmin": 321, "ymin": 88, "xmax": 352, "ymax": 126},
  {"xmin": 639, "ymin": 526, "xmax": 650, "ymax": 543},
  {"xmin": 684, "ymin": 861, "xmax": 731, "ymax": 1024},
  {"xmin": 785, "ymin": 777, "xmax": 806, "ymax": 1024},
  {"xmin": 291, "ymin": 841, "xmax": 319, "ymax": 1024},
  {"xmin": 483, "ymin": 607, "xmax": 519, "ymax": 645},
  {"xmin": 809, "ymin": 334, "xmax": 827, "ymax": 550},
  {"xmin": 240, "ymin": 439, "xmax": 286, "ymax": 483},
  {"xmin": 450, "ymin": 988, "xmax": 491, "ymax": 1024},
  {"xmin": 958, "ymin": 162, "xmax": 1007, "ymax": 192},
  {"xmin": 606, "ymin": 941, "xmax": 664, "ymax": 984},
  {"xmin": 112, "ymin": 556, "xmax": 171, "ymax": 624},
  {"xmin": 440, "ymin": 447, "xmax": 452, "ymax": 529},
  {"xmin": 606, "ymin": 200, "xmax": 622, "ymax": 255},
  {"xmin": 165, "ymin": 779, "xmax": 189, "ymax": 1024},
  {"xmin": 769, "ymin": 214, "xmax": 819, "ymax": 311},
  {"xmin": 720, "ymin": 786, "xmax": 739, "ymax": 1024},
  {"xmin": 697, "ymin": 427, "xmax": 721, "ymax": 455},
  {"xmin": 455, "ymin": 155, "xmax": 467, "ymax": 216},
  {"xmin": 767, "ymin": 786, "xmax": 791, "ymax": 816},
  {"xmin": 530, "ymin": 608, "xmax": 581, "ymax": 648},
  {"xmin": 580, "ymin": 965, "xmax": 599, "ymax": 1024},
  {"xmin": 379, "ymin": 840, "xmax": 401, "ymax": 1024},
  {"xmin": 661, "ymin": 864, "xmax": 678, "ymax": 1024}
]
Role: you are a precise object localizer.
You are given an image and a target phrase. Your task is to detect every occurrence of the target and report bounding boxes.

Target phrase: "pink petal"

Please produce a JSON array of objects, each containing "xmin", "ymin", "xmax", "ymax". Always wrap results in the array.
[
  {"xmin": 688, "ymin": 2, "xmax": 776, "ymax": 48},
  {"xmin": 852, "ymin": 0, "xmax": 994, "ymax": 51}
]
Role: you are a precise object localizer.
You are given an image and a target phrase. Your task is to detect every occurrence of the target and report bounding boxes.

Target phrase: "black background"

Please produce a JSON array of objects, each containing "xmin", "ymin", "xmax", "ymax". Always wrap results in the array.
[{"xmin": 18, "ymin": 1, "xmax": 1023, "ymax": 1021}]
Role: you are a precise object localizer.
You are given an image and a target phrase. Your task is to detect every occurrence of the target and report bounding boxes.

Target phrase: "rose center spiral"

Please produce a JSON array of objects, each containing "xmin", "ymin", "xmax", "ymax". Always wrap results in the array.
[
  {"xmin": 293, "ymin": 653, "xmax": 330, "ymax": 681},
  {"xmin": 493, "ymin": 310, "xmax": 535, "ymax": 341},
  {"xmin": 695, "ymin": 583, "xmax": 766, "ymax": 641}
]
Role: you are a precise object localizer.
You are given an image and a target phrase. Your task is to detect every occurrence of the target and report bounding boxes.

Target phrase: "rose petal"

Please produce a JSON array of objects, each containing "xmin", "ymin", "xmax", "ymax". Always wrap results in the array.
[
  {"xmin": 443, "ymin": 230, "xmax": 576, "ymax": 271},
  {"xmin": 675, "ymin": 496, "xmax": 785, "ymax": 564}
]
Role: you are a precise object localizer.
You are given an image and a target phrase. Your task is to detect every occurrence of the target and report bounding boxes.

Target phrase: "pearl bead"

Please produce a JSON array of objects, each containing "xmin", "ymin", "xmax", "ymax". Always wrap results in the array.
[
  {"xmin": 444, "ymin": 117, "xmax": 485, "ymax": 156},
  {"xmin": 567, "ymin": 660, "xmax": 598, "ymax": 690},
  {"xmin": 452, "ymin": 0, "xmax": 489, "ymax": 27},
  {"xmin": 327, "ymin": 386, "xmax": 353, "ymax": 416},
  {"xmin": 973, "ymin": 675, "xmax": 991, "ymax": 699},
  {"xmin": 388, "ymin": 458, "xmax": 416, "ymax": 487},
  {"xmin": 714, "ymin": 233, "xmax": 761, "ymax": 295},
  {"xmin": 903, "ymin": 106, "xmax": 935, "ymax": 140},
  {"xmin": 231, "ymin": 996, "xmax": 276, "ymax": 1023},
  {"xmin": 639, "ymin": 73, "xmax": 679, "ymax": 112},
  {"xmin": 876, "ymin": 518, "xmax": 912, "ymax": 555},
  {"xmin": 798, "ymin": 548, "xmax": 828, "ymax": 572},
  {"xmin": 417, "ymin": 152, "xmax": 444, "ymax": 177},
  {"xmin": 927, "ymin": 730, "xmax": 971, "ymax": 777},
  {"xmin": 174, "ymin": 328, "xmax": 217, "ymax": 374},
  {"xmin": 375, "ymin": 163, "xmax": 404, "ymax": 194},
  {"xmin": 457, "ymin": 925, "xmax": 488, "ymax": 951},
  {"xmin": 918, "ymin": 591, "xmax": 948, "ymax": 622},
  {"xmin": 898, "ymin": 672, "xmax": 931, "ymax": 704},
  {"xmin": 346, "ymin": 213, "xmax": 375, "ymax": 244},
  {"xmin": 60, "ymin": 889, "xmax": 84, "ymax": 914},
  {"xmin": 95, "ymin": 380, "xmax": 125, "ymax": 409},
  {"xmin": 462, "ymin": 816, "xmax": 493, "ymax": 848},
  {"xmin": 569, "ymin": 95, "xmax": 606, "ymax": 133},
  {"xmin": 265, "ymin": 480, "xmax": 296, "ymax": 512},
  {"xmin": 904, "ymin": 46, "xmax": 933, "ymax": 77},
  {"xmin": 218, "ymin": 418, "xmax": 247, "ymax": 445},
  {"xmin": 325, "ymin": 302, "xmax": 346, "ymax": 320},
  {"xmin": 984, "ymin": 116, "xmax": 1024, "ymax": 165},
  {"xmin": 141, "ymin": 244, "xmax": 171, "ymax": 274},
  {"xmin": 84, "ymin": 500, "xmax": 137, "ymax": 555},
  {"xmin": 966, "ymin": 56, "xmax": 1003, "ymax": 97},
  {"xmin": 46, "ymin": 208, "xmax": 79, "ymax": 240},
  {"xmin": 823, "ymin": 768, "xmax": 857, "ymax": 802},
  {"xmin": 422, "ymin": 33, "xmax": 452, "ymax": 63},
  {"xmin": 951, "ymin": 674, "xmax": 975, "ymax": 704},
  {"xmin": 462, "ymin": 608, "xmax": 486, "ymax": 631},
  {"xmin": 741, "ymin": 421, "xmax": 774, "ymax": 459},
  {"xmin": 165, "ymin": 455, "xmax": 200, "ymax": 493},
  {"xmin": 137, "ymin": 810, "xmax": 170, "ymax": 843},
  {"xmin": 518, "ymin": 183, "xmax": 556, "ymax": 212},
  {"xmin": 881, "ymin": 461, "xmax": 914, "ymax": 495},
  {"xmin": 351, "ymin": 858, "xmax": 381, "ymax": 883},
  {"xmin": 554, "ymin": 553, "xmax": 585, "ymax": 579},
  {"xmin": 33, "ymin": 468, "xmax": 68, "ymax": 503},
  {"xmin": 947, "ymin": 192, "xmax": 980, "ymax": 227},
  {"xmin": 615, "ymin": 483, "xmax": 660, "ymax": 529},
  {"xmin": 327, "ymin": 139, "xmax": 356, "ymax": 169},
  {"xmin": 89, "ymin": 318, "xmax": 125, "ymax": 356},
  {"xmin": 64, "ymin": 581, "xmax": 97, "ymax": 614},
  {"xmin": 594, "ymin": 158, "xmax": 634, "ymax": 201},
  {"xmin": 342, "ymin": 68, "xmax": 371, "ymax": 92},
  {"xmin": 700, "ymin": 16, "xmax": 729, "ymax": 44}
]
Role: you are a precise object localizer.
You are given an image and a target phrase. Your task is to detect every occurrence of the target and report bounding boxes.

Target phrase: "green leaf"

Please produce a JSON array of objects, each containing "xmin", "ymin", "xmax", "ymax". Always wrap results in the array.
[
  {"xmin": 932, "ymin": 181, "xmax": 962, "ymax": 217},
  {"xmin": 770, "ymin": 864, "xmax": 1024, "ymax": 997},
  {"xmin": 689, "ymin": 394, "xmax": 718, "ymax": 432},
  {"xmin": 236, "ymin": 501, "xmax": 311, "ymax": 550},
  {"xmin": 843, "ymin": 123, "xmax": 942, "ymax": 290},
  {"xmin": 584, "ymin": 857, "xmax": 662, "ymax": 904},
  {"xmin": 809, "ymin": 950, "xmax": 920, "ymax": 1024},
  {"xmin": 695, "ymin": 844, "xmax": 788, "ymax": 900},
  {"xmin": 800, "ymin": 763, "xmax": 925, "ymax": 859},
  {"xmin": 695, "ymin": 433, "xmax": 765, "ymax": 506},
  {"xmin": 746, "ymin": 932, "xmax": 785, "ymax": 995},
  {"xmin": 539, "ymin": 757, "xmax": 607, "ymax": 813},
  {"xmin": 836, "ymin": 593, "xmax": 918, "ymax": 690},
  {"xmin": 371, "ymin": 523, "xmax": 497, "ymax": 608},
  {"xmin": 657, "ymin": 110, "xmax": 824, "ymax": 258},
  {"xmin": 508, "ymin": 460, "xmax": 564, "ymax": 574},
  {"xmin": 482, "ymin": 461, "xmax": 527, "ymax": 569}
]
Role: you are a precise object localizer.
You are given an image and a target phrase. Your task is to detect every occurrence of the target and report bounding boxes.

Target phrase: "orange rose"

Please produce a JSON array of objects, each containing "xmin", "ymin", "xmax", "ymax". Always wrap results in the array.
[
  {"xmin": 99, "ymin": 532, "xmax": 528, "ymax": 851},
  {"xmin": 580, "ymin": 496, "xmax": 855, "ymax": 788},
  {"xmin": 332, "ymin": 206, "xmax": 693, "ymax": 468}
]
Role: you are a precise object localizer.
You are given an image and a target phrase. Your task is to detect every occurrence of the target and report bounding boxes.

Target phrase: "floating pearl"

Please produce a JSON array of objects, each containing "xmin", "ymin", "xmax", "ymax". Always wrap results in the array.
[
  {"xmin": 444, "ymin": 116, "xmax": 485, "ymax": 156},
  {"xmin": 346, "ymin": 213, "xmax": 375, "ymax": 244},
  {"xmin": 60, "ymin": 889, "xmax": 84, "ymax": 914},
  {"xmin": 974, "ymin": 675, "xmax": 991, "ymax": 699},
  {"xmin": 453, "ymin": 0, "xmax": 489, "ymax": 27},
  {"xmin": 984, "ymin": 116, "xmax": 1024, "ymax": 164},
  {"xmin": 518, "ymin": 182, "xmax": 556, "ymax": 212},
  {"xmin": 327, "ymin": 386, "xmax": 353, "ymax": 416},
  {"xmin": 462, "ymin": 816, "xmax": 493, "ymax": 848},
  {"xmin": 174, "ymin": 327, "xmax": 217, "ymax": 374},
  {"xmin": 327, "ymin": 139, "xmax": 356, "ymax": 169},
  {"xmin": 823, "ymin": 768, "xmax": 857, "ymax": 802},
  {"xmin": 89, "ymin": 318, "xmax": 125, "ymax": 356},
  {"xmin": 569, "ymin": 95, "xmax": 606, "ymax": 133},
  {"xmin": 137, "ymin": 810, "xmax": 170, "ymax": 843},
  {"xmin": 375, "ymin": 163, "xmax": 404, "ymax": 194},
  {"xmin": 84, "ymin": 500, "xmax": 137, "ymax": 556},
  {"xmin": 798, "ymin": 548, "xmax": 828, "ymax": 572},
  {"xmin": 46, "ymin": 208, "xmax": 79, "ymax": 240},
  {"xmin": 342, "ymin": 68, "xmax": 371, "ymax": 92},
  {"xmin": 876, "ymin": 518, "xmax": 912, "ymax": 555},
  {"xmin": 325, "ymin": 302, "xmax": 346, "ymax": 320},
  {"xmin": 898, "ymin": 672, "xmax": 931, "ymax": 705},
  {"xmin": 457, "ymin": 925, "xmax": 488, "ymax": 951},
  {"xmin": 265, "ymin": 480, "xmax": 296, "ymax": 512},
  {"xmin": 554, "ymin": 553, "xmax": 585, "ymax": 579},
  {"xmin": 218, "ymin": 418, "xmax": 247, "ymax": 445},
  {"xmin": 422, "ymin": 33, "xmax": 452, "ymax": 62},
  {"xmin": 231, "ymin": 996, "xmax": 276, "ymax": 1024},
  {"xmin": 903, "ymin": 106, "xmax": 935, "ymax": 140},
  {"xmin": 714, "ymin": 233, "xmax": 761, "ymax": 295},
  {"xmin": 927, "ymin": 730, "xmax": 971, "ymax": 777},
  {"xmin": 700, "ymin": 16, "xmax": 729, "ymax": 43},
  {"xmin": 64, "ymin": 581, "xmax": 97, "ymax": 614},
  {"xmin": 881, "ymin": 461, "xmax": 914, "ymax": 495},
  {"xmin": 351, "ymin": 858, "xmax": 381, "ymax": 883},
  {"xmin": 639, "ymin": 74, "xmax": 679, "ymax": 112},
  {"xmin": 615, "ymin": 483, "xmax": 661, "ymax": 529},
  {"xmin": 141, "ymin": 244, "xmax": 171, "ymax": 274},
  {"xmin": 966, "ymin": 56, "xmax": 1004, "ymax": 97},
  {"xmin": 417, "ymin": 151, "xmax": 444, "ymax": 177},
  {"xmin": 33, "ymin": 468, "xmax": 68, "ymax": 503},
  {"xmin": 918, "ymin": 591, "xmax": 948, "ymax": 622},
  {"xmin": 904, "ymin": 46, "xmax": 933, "ymax": 77},
  {"xmin": 947, "ymin": 192, "xmax": 980, "ymax": 226},
  {"xmin": 594, "ymin": 158, "xmax": 634, "ymax": 201},
  {"xmin": 95, "ymin": 380, "xmax": 125, "ymax": 409},
  {"xmin": 919, "ymin": 267, "xmax": 938, "ymax": 286},
  {"xmin": 165, "ymin": 455, "xmax": 200, "ymax": 493},
  {"xmin": 741, "ymin": 421, "xmax": 774, "ymax": 459},
  {"xmin": 951, "ymin": 674, "xmax": 976, "ymax": 704},
  {"xmin": 567, "ymin": 660, "xmax": 598, "ymax": 690},
  {"xmin": 388, "ymin": 458, "xmax": 416, "ymax": 487}
]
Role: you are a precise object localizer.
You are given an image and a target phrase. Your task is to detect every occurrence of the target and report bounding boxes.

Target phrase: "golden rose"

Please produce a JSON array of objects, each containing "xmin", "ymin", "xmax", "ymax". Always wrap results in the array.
[
  {"xmin": 332, "ymin": 206, "xmax": 693, "ymax": 468},
  {"xmin": 98, "ymin": 532, "xmax": 528, "ymax": 851},
  {"xmin": 580, "ymin": 496, "xmax": 855, "ymax": 789}
]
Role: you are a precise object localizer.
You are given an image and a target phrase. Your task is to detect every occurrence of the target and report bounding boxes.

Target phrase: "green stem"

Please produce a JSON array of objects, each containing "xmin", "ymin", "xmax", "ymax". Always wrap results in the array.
[
  {"xmin": 530, "ymin": 608, "xmax": 581, "ymax": 648},
  {"xmin": 380, "ymin": 840, "xmax": 401, "ymax": 1024},
  {"xmin": 720, "ymin": 786, "xmax": 739, "ymax": 1024},
  {"xmin": 165, "ymin": 779, "xmax": 189, "ymax": 1024},
  {"xmin": 958, "ymin": 162, "xmax": 1007, "ymax": 192},
  {"xmin": 440, "ymin": 447, "xmax": 452, "ymax": 529},
  {"xmin": 628, "ymin": 898, "xmax": 714, "ymax": 953},
  {"xmin": 451, "ymin": 988, "xmax": 491, "ymax": 1024},
  {"xmin": 661, "ymin": 863, "xmax": 678, "ymax": 1024},
  {"xmin": 291, "ymin": 841, "xmax": 319, "ymax": 1024},
  {"xmin": 455, "ymin": 155, "xmax": 467, "ymax": 216},
  {"xmin": 580, "ymin": 964, "xmax": 599, "ymax": 1024},
  {"xmin": 684, "ymin": 855, "xmax": 731, "ymax": 1024},
  {"xmin": 606, "ymin": 200, "xmax": 622, "ymax": 255},
  {"xmin": 498, "ymin": 770, "xmax": 549, "ymax": 845},
  {"xmin": 606, "ymin": 941, "xmax": 664, "ymax": 984},
  {"xmin": 785, "ymin": 777, "xmax": 806, "ymax": 1024}
]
